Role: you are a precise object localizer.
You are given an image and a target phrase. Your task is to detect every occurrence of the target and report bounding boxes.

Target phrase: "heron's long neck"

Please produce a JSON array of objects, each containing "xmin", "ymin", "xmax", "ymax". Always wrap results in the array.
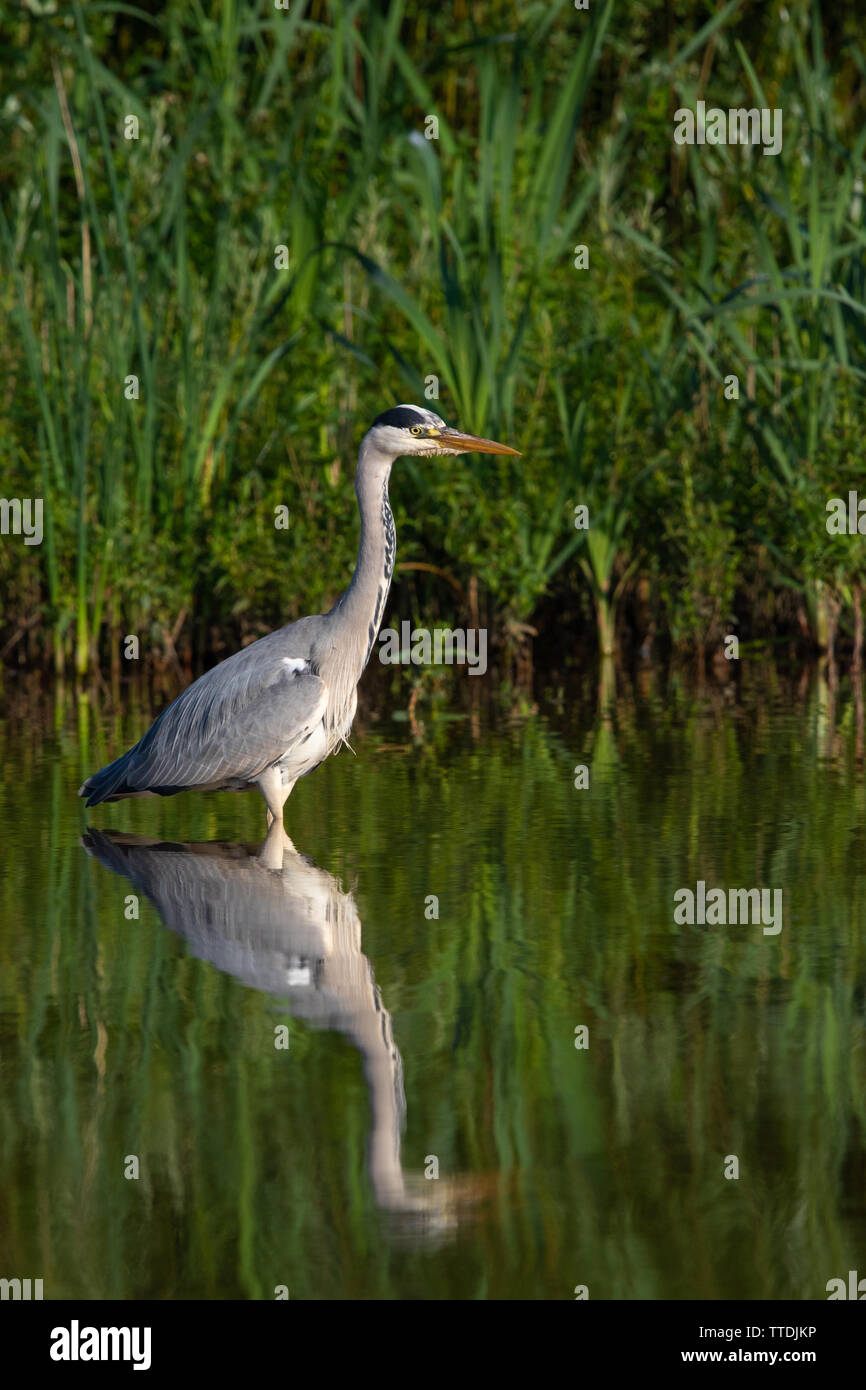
[{"xmin": 332, "ymin": 442, "xmax": 396, "ymax": 674}]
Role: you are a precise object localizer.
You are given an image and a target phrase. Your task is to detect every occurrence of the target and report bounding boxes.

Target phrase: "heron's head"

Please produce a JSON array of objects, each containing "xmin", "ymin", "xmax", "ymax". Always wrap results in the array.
[{"xmin": 365, "ymin": 404, "xmax": 520, "ymax": 459}]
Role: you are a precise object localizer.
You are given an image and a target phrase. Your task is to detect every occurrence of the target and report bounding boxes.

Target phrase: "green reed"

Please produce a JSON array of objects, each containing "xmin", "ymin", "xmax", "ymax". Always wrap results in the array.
[{"xmin": 2, "ymin": 0, "xmax": 866, "ymax": 671}]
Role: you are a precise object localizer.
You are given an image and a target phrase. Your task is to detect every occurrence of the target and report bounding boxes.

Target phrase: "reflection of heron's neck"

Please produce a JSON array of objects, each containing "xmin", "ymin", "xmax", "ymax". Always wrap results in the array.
[
  {"xmin": 351, "ymin": 980, "xmax": 408, "ymax": 1210},
  {"xmin": 260, "ymin": 826, "xmax": 408, "ymax": 1208},
  {"xmin": 321, "ymin": 875, "xmax": 408, "ymax": 1208}
]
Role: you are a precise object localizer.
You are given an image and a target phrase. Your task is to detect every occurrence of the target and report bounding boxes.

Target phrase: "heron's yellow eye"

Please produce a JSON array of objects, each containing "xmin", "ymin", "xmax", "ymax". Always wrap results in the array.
[{"xmin": 410, "ymin": 425, "xmax": 424, "ymax": 435}]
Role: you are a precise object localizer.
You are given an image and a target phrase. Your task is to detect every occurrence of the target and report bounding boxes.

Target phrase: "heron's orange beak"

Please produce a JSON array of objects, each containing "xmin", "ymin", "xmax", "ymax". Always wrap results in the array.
[{"xmin": 436, "ymin": 429, "xmax": 520, "ymax": 456}]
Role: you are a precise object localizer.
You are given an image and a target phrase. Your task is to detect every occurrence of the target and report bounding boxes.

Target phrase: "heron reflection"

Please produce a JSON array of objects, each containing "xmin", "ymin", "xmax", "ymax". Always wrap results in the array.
[{"xmin": 82, "ymin": 822, "xmax": 469, "ymax": 1229}]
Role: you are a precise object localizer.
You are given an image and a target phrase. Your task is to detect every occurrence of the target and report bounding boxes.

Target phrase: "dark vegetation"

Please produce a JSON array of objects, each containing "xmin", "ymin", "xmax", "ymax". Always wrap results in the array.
[{"xmin": 1, "ymin": 0, "xmax": 865, "ymax": 679}]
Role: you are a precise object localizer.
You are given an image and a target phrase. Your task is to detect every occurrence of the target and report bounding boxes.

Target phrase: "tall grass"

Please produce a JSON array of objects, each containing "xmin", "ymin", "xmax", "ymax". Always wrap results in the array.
[
  {"xmin": 2, "ymin": 0, "xmax": 866, "ymax": 672},
  {"xmin": 635, "ymin": 10, "xmax": 866, "ymax": 649}
]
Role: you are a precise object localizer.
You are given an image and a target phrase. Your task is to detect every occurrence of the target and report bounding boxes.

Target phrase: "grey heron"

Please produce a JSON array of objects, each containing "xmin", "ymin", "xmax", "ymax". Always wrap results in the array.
[{"xmin": 79, "ymin": 404, "xmax": 519, "ymax": 826}]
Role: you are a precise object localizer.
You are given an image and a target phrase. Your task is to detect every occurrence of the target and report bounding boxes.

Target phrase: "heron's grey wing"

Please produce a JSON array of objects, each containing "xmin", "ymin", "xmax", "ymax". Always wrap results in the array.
[{"xmin": 104, "ymin": 653, "xmax": 327, "ymax": 797}]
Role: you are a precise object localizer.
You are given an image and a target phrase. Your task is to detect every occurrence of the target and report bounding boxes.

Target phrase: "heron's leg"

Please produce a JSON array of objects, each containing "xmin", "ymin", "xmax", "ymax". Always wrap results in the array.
[{"xmin": 256, "ymin": 766, "xmax": 296, "ymax": 828}]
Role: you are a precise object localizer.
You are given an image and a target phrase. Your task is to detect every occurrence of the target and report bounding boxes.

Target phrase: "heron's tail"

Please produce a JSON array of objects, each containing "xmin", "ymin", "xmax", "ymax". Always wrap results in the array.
[{"xmin": 78, "ymin": 748, "xmax": 139, "ymax": 806}]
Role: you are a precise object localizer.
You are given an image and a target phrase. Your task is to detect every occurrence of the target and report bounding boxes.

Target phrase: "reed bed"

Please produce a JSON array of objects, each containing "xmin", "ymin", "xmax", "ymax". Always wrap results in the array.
[{"xmin": 1, "ymin": 0, "xmax": 865, "ymax": 674}]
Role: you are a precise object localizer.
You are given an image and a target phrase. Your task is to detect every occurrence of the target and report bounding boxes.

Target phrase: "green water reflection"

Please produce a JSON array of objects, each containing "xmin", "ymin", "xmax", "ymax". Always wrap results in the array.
[{"xmin": 1, "ymin": 668, "xmax": 864, "ymax": 1299}]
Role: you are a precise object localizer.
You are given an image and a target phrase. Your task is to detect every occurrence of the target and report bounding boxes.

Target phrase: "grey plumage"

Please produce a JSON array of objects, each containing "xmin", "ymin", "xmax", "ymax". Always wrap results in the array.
[
  {"xmin": 79, "ymin": 404, "xmax": 519, "ymax": 826},
  {"xmin": 81, "ymin": 635, "xmax": 327, "ymax": 802}
]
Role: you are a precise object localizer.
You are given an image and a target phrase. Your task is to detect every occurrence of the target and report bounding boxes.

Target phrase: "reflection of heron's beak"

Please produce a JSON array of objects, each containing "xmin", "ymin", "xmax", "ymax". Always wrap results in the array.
[{"xmin": 437, "ymin": 429, "xmax": 520, "ymax": 456}]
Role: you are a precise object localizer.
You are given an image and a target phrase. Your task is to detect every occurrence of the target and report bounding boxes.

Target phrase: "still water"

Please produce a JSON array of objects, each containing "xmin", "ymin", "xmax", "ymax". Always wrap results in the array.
[{"xmin": 1, "ymin": 667, "xmax": 864, "ymax": 1299}]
